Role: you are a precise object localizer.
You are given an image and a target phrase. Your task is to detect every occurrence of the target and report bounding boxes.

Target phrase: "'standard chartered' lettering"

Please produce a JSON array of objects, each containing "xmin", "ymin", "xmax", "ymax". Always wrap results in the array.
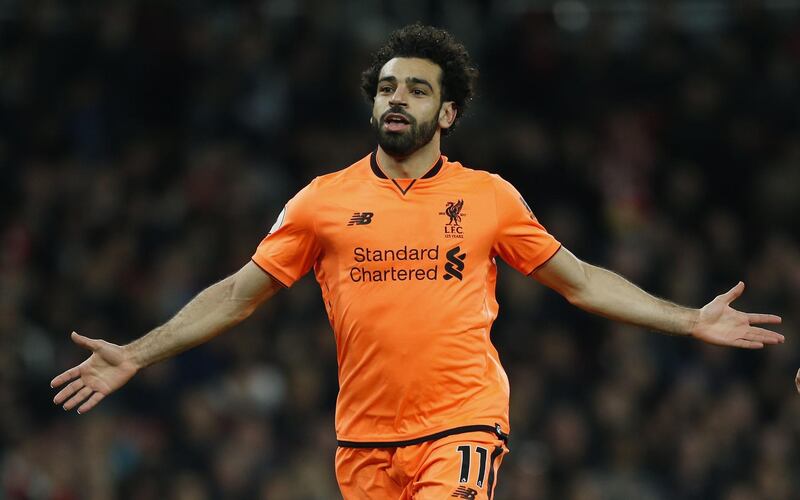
[
  {"xmin": 353, "ymin": 245, "xmax": 439, "ymax": 262},
  {"xmin": 349, "ymin": 265, "xmax": 438, "ymax": 282},
  {"xmin": 350, "ymin": 245, "xmax": 441, "ymax": 282}
]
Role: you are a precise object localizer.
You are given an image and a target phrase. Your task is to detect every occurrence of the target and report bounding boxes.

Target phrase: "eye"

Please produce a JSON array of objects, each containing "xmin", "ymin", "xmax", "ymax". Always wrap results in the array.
[
  {"xmin": 412, "ymin": 88, "xmax": 427, "ymax": 96},
  {"xmin": 379, "ymin": 85, "xmax": 394, "ymax": 94}
]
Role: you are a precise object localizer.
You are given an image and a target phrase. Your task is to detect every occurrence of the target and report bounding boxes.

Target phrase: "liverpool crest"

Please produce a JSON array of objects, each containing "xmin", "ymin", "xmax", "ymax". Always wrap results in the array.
[{"xmin": 439, "ymin": 199, "xmax": 466, "ymax": 239}]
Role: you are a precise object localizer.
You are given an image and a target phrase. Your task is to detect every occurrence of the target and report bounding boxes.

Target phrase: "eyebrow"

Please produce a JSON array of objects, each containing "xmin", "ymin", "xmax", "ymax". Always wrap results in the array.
[{"xmin": 378, "ymin": 76, "xmax": 435, "ymax": 92}]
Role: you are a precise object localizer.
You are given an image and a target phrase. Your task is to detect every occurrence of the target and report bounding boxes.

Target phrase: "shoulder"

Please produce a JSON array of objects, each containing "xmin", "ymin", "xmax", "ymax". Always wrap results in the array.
[
  {"xmin": 305, "ymin": 155, "xmax": 373, "ymax": 194},
  {"xmin": 445, "ymin": 159, "xmax": 513, "ymax": 193},
  {"xmin": 287, "ymin": 156, "xmax": 372, "ymax": 217},
  {"xmin": 449, "ymin": 162, "xmax": 529, "ymax": 218}
]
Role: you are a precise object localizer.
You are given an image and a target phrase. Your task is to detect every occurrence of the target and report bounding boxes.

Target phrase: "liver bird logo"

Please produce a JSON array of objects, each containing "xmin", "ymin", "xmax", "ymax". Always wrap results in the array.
[{"xmin": 444, "ymin": 199, "xmax": 464, "ymax": 226}]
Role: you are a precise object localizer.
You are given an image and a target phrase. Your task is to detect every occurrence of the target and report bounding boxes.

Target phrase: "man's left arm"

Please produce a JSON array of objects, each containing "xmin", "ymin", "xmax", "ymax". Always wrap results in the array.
[{"xmin": 532, "ymin": 247, "xmax": 784, "ymax": 349}]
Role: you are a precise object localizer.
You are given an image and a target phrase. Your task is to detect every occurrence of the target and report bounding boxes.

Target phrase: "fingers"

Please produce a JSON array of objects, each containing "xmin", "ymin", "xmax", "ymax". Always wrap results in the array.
[
  {"xmin": 746, "ymin": 326, "xmax": 785, "ymax": 344},
  {"xmin": 52, "ymin": 331, "xmax": 111, "ymax": 414},
  {"xmin": 71, "ymin": 331, "xmax": 100, "ymax": 351},
  {"xmin": 50, "ymin": 366, "xmax": 81, "ymax": 389},
  {"xmin": 747, "ymin": 313, "xmax": 782, "ymax": 325},
  {"xmin": 51, "ymin": 331, "xmax": 94, "ymax": 389},
  {"xmin": 53, "ymin": 378, "xmax": 84, "ymax": 405},
  {"xmin": 62, "ymin": 386, "xmax": 93, "ymax": 411},
  {"xmin": 732, "ymin": 338, "xmax": 764, "ymax": 349},
  {"xmin": 77, "ymin": 392, "xmax": 106, "ymax": 414},
  {"xmin": 720, "ymin": 281, "xmax": 745, "ymax": 304}
]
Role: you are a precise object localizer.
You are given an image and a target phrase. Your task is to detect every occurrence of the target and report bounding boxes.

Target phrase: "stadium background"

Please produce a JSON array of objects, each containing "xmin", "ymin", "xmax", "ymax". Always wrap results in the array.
[{"xmin": 2, "ymin": 0, "xmax": 799, "ymax": 498}]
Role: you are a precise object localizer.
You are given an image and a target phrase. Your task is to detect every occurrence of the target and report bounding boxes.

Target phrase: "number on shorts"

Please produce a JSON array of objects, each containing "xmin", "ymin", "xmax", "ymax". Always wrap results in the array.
[{"xmin": 456, "ymin": 445, "xmax": 489, "ymax": 487}]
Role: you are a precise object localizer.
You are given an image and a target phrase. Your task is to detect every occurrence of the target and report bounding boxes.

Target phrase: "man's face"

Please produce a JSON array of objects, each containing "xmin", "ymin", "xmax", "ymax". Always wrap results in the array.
[{"xmin": 371, "ymin": 57, "xmax": 453, "ymax": 158}]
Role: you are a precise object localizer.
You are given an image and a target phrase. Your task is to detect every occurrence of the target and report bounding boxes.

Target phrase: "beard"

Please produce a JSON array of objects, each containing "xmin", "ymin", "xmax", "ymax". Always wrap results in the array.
[{"xmin": 372, "ymin": 107, "xmax": 439, "ymax": 158}]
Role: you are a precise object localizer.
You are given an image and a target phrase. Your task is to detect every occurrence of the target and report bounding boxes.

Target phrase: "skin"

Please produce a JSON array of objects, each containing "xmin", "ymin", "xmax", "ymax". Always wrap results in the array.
[
  {"xmin": 51, "ymin": 262, "xmax": 281, "ymax": 413},
  {"xmin": 52, "ymin": 56, "xmax": 786, "ymax": 414},
  {"xmin": 371, "ymin": 57, "xmax": 456, "ymax": 178}
]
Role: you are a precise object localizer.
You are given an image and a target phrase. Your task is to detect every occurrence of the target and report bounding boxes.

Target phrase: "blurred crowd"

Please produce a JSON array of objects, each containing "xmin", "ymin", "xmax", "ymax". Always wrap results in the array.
[{"xmin": 2, "ymin": 1, "xmax": 799, "ymax": 499}]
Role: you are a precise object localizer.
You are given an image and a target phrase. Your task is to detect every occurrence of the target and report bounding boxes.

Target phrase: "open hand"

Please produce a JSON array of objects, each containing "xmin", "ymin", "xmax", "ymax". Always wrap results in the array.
[
  {"xmin": 51, "ymin": 332, "xmax": 139, "ymax": 413},
  {"xmin": 691, "ymin": 282, "xmax": 783, "ymax": 349}
]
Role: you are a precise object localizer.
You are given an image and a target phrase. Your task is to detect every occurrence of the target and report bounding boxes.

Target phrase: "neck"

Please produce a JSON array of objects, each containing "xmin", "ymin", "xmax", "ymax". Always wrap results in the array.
[{"xmin": 376, "ymin": 135, "xmax": 442, "ymax": 179}]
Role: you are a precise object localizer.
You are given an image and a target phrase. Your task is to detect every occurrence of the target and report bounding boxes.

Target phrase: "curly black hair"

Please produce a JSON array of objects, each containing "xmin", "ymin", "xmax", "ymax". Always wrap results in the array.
[{"xmin": 361, "ymin": 23, "xmax": 479, "ymax": 135}]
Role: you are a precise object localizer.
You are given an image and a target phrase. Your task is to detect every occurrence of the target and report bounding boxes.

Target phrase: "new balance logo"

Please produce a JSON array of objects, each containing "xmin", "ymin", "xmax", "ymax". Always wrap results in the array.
[
  {"xmin": 451, "ymin": 486, "xmax": 478, "ymax": 499},
  {"xmin": 443, "ymin": 246, "xmax": 466, "ymax": 280},
  {"xmin": 347, "ymin": 212, "xmax": 374, "ymax": 226}
]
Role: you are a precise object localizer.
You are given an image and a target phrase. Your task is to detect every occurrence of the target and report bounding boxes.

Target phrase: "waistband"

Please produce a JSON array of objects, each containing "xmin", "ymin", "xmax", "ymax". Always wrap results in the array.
[{"xmin": 336, "ymin": 423, "xmax": 509, "ymax": 449}]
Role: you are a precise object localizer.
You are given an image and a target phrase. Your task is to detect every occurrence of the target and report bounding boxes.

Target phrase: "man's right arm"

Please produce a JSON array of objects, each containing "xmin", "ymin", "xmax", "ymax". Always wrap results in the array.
[
  {"xmin": 126, "ymin": 261, "xmax": 282, "ymax": 367},
  {"xmin": 51, "ymin": 261, "xmax": 282, "ymax": 413}
]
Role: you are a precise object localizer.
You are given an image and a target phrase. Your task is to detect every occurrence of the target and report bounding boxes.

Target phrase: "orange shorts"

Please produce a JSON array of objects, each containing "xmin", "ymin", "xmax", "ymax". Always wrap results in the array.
[{"xmin": 335, "ymin": 431, "xmax": 509, "ymax": 499}]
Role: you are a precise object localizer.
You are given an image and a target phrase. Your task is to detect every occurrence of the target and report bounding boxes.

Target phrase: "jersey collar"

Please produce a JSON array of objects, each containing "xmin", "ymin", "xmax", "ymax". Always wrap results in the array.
[{"xmin": 369, "ymin": 150, "xmax": 444, "ymax": 180}]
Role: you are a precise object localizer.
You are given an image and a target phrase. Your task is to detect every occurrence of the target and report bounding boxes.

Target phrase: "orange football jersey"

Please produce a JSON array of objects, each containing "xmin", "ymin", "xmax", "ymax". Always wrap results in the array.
[{"xmin": 252, "ymin": 151, "xmax": 561, "ymax": 445}]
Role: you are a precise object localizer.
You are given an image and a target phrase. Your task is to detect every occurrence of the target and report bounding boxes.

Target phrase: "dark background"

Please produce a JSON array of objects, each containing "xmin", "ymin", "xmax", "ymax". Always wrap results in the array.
[{"xmin": 1, "ymin": 1, "xmax": 799, "ymax": 499}]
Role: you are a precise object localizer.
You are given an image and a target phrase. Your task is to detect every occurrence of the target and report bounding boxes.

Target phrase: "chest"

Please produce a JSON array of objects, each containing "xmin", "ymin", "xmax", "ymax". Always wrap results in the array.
[{"xmin": 314, "ymin": 187, "xmax": 496, "ymax": 255}]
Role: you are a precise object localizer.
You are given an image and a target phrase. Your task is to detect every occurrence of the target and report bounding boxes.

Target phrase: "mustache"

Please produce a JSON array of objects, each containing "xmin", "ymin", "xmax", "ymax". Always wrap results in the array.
[{"xmin": 380, "ymin": 107, "xmax": 415, "ymax": 124}]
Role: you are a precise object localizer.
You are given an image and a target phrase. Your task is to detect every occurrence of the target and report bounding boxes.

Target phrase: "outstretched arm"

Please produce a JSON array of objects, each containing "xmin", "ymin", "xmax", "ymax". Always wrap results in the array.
[
  {"xmin": 51, "ymin": 261, "xmax": 282, "ymax": 413},
  {"xmin": 532, "ymin": 247, "xmax": 783, "ymax": 348}
]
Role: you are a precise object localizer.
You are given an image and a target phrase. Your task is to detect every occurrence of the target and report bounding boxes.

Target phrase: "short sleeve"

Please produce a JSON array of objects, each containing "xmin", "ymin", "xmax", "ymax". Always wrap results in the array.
[
  {"xmin": 491, "ymin": 175, "xmax": 561, "ymax": 275},
  {"xmin": 252, "ymin": 180, "xmax": 321, "ymax": 287}
]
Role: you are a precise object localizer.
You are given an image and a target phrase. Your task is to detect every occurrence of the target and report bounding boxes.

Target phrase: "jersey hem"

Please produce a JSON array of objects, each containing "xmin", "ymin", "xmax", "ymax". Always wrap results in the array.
[
  {"xmin": 526, "ymin": 241, "xmax": 563, "ymax": 275},
  {"xmin": 250, "ymin": 255, "xmax": 292, "ymax": 288},
  {"xmin": 336, "ymin": 422, "xmax": 510, "ymax": 448},
  {"xmin": 250, "ymin": 258, "xmax": 289, "ymax": 288}
]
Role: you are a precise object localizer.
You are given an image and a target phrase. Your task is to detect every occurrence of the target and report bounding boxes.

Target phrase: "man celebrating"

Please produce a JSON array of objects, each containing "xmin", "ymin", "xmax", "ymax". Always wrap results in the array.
[{"xmin": 52, "ymin": 24, "xmax": 784, "ymax": 499}]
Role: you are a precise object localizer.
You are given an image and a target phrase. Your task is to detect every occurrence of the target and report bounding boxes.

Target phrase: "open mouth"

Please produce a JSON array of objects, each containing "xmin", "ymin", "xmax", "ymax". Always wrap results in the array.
[{"xmin": 383, "ymin": 113, "xmax": 411, "ymax": 132}]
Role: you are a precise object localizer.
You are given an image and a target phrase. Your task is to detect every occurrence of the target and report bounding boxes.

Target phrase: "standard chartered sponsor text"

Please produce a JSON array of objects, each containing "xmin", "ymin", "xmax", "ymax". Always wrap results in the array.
[{"xmin": 350, "ymin": 245, "xmax": 440, "ymax": 282}]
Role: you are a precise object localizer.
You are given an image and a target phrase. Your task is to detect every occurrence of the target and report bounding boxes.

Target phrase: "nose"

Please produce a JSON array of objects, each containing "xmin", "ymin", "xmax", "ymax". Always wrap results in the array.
[{"xmin": 389, "ymin": 86, "xmax": 407, "ymax": 107}]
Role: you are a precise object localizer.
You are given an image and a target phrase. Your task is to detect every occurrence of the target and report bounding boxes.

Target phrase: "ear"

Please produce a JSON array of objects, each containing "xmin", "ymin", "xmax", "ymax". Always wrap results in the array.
[{"xmin": 438, "ymin": 101, "xmax": 457, "ymax": 131}]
